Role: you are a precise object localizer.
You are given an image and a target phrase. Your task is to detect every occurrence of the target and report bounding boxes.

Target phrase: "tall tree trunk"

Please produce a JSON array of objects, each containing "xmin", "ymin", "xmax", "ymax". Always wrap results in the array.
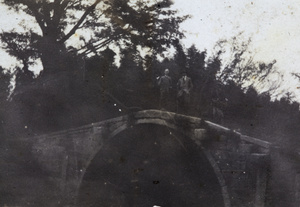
[{"xmin": 39, "ymin": 36, "xmax": 67, "ymax": 77}]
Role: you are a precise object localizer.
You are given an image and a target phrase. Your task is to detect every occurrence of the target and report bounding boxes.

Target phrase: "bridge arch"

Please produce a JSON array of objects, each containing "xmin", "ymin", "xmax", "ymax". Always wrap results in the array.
[
  {"xmin": 77, "ymin": 118, "xmax": 231, "ymax": 207},
  {"xmin": 109, "ymin": 118, "xmax": 183, "ymax": 139},
  {"xmin": 31, "ymin": 110, "xmax": 235, "ymax": 206}
]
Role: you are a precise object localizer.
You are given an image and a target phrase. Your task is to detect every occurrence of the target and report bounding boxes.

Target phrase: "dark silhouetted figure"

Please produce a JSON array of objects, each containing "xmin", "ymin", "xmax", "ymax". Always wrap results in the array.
[
  {"xmin": 177, "ymin": 72, "xmax": 193, "ymax": 114},
  {"xmin": 157, "ymin": 69, "xmax": 172, "ymax": 110}
]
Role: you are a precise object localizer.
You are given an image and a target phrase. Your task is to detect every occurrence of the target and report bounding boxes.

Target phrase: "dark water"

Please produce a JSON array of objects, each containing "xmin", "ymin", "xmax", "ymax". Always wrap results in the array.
[{"xmin": 77, "ymin": 124, "xmax": 224, "ymax": 207}]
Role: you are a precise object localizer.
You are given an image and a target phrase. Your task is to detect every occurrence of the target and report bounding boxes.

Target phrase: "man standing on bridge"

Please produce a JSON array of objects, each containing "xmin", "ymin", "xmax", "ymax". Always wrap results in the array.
[
  {"xmin": 157, "ymin": 69, "xmax": 172, "ymax": 110},
  {"xmin": 177, "ymin": 71, "xmax": 193, "ymax": 114}
]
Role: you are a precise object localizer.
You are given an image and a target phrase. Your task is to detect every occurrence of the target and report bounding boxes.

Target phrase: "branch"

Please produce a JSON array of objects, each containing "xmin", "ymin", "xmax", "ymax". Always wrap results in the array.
[
  {"xmin": 42, "ymin": 1, "xmax": 52, "ymax": 26},
  {"xmin": 28, "ymin": 4, "xmax": 46, "ymax": 33},
  {"xmin": 78, "ymin": 12, "xmax": 105, "ymax": 29},
  {"xmin": 67, "ymin": 0, "xmax": 81, "ymax": 8},
  {"xmin": 292, "ymin": 73, "xmax": 300, "ymax": 80},
  {"xmin": 58, "ymin": 0, "xmax": 101, "ymax": 43},
  {"xmin": 80, "ymin": 38, "xmax": 113, "ymax": 56},
  {"xmin": 52, "ymin": 0, "xmax": 70, "ymax": 26},
  {"xmin": 73, "ymin": 35, "xmax": 107, "ymax": 53},
  {"xmin": 93, "ymin": 38, "xmax": 114, "ymax": 50}
]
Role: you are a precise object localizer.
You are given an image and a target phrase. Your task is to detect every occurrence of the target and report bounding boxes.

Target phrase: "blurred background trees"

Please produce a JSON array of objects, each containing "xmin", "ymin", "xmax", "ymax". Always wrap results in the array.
[
  {"xmin": 0, "ymin": 0, "xmax": 189, "ymax": 134},
  {"xmin": 0, "ymin": 0, "xmax": 299, "ymax": 150}
]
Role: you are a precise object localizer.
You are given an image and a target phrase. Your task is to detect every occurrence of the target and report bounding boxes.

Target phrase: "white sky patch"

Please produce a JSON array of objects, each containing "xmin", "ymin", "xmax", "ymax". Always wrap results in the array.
[
  {"xmin": 110, "ymin": 44, "xmax": 121, "ymax": 67},
  {"xmin": 0, "ymin": 49, "xmax": 20, "ymax": 72},
  {"xmin": 0, "ymin": 1, "xmax": 41, "ymax": 73},
  {"xmin": 171, "ymin": 0, "xmax": 300, "ymax": 101},
  {"xmin": 0, "ymin": 2, "xmax": 41, "ymax": 34},
  {"xmin": 66, "ymin": 29, "xmax": 93, "ymax": 50},
  {"xmin": 28, "ymin": 58, "xmax": 43, "ymax": 76},
  {"xmin": 172, "ymin": 0, "xmax": 300, "ymax": 62}
]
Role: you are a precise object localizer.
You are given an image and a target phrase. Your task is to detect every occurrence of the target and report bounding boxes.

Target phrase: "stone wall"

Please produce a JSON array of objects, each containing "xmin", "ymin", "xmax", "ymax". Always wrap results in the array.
[{"xmin": 23, "ymin": 110, "xmax": 300, "ymax": 206}]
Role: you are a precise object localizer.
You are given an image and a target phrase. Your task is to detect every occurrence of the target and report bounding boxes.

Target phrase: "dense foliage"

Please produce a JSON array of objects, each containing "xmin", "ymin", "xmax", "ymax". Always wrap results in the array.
[{"xmin": 0, "ymin": 0, "xmax": 299, "ymax": 150}]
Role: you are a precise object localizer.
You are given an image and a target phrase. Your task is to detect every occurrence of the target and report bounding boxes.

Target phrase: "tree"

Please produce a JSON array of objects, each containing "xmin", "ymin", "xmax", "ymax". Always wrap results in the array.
[
  {"xmin": 0, "ymin": 0, "xmax": 189, "ymax": 133},
  {"xmin": 198, "ymin": 55, "xmax": 223, "ymax": 115},
  {"xmin": 1, "ymin": 0, "xmax": 189, "ymax": 78},
  {"xmin": 0, "ymin": 69, "xmax": 11, "ymax": 138},
  {"xmin": 173, "ymin": 40, "xmax": 187, "ymax": 71},
  {"xmin": 213, "ymin": 36, "xmax": 277, "ymax": 89},
  {"xmin": 185, "ymin": 45, "xmax": 206, "ymax": 115},
  {"xmin": 0, "ymin": 32, "xmax": 38, "ymax": 82},
  {"xmin": 186, "ymin": 44, "xmax": 206, "ymax": 79}
]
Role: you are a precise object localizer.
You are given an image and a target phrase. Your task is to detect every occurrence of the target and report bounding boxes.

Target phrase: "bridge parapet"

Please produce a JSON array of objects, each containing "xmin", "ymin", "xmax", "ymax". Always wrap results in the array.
[{"xmin": 28, "ymin": 110, "xmax": 277, "ymax": 206}]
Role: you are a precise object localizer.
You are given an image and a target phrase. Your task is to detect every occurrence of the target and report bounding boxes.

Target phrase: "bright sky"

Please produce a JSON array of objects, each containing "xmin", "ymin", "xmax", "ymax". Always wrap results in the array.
[
  {"xmin": 0, "ymin": 0, "xmax": 300, "ymax": 100},
  {"xmin": 171, "ymin": 0, "xmax": 300, "ymax": 100}
]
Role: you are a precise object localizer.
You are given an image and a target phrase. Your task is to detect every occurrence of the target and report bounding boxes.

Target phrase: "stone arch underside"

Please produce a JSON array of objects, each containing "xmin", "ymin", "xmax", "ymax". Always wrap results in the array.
[
  {"xmin": 76, "ymin": 119, "xmax": 230, "ymax": 207},
  {"xmin": 32, "ymin": 110, "xmax": 244, "ymax": 206}
]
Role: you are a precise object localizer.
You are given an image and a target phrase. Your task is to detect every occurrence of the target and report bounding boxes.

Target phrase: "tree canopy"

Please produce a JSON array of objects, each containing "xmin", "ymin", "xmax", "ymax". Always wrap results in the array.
[
  {"xmin": 1, "ymin": 0, "xmax": 299, "ymax": 152},
  {"xmin": 212, "ymin": 37, "xmax": 278, "ymax": 89},
  {"xmin": 1, "ymin": 0, "xmax": 189, "ymax": 77}
]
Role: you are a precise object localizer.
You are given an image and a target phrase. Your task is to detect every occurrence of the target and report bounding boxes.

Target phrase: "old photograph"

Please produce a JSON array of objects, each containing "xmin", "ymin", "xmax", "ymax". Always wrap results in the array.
[{"xmin": 0, "ymin": 0, "xmax": 300, "ymax": 206}]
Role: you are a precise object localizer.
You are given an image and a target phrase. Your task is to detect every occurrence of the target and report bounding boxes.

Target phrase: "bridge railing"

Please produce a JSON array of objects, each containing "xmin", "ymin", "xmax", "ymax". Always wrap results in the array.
[{"xmin": 28, "ymin": 109, "xmax": 273, "ymax": 150}]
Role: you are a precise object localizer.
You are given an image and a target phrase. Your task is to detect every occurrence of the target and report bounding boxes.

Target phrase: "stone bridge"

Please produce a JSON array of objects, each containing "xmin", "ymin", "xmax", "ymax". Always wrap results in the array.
[{"xmin": 27, "ymin": 110, "xmax": 300, "ymax": 206}]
